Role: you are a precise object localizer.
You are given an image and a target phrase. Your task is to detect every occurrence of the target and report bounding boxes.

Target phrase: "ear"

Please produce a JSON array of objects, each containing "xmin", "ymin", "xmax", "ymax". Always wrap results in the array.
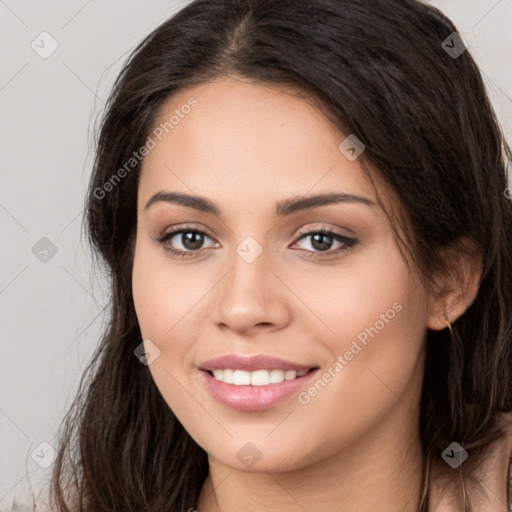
[{"xmin": 427, "ymin": 237, "xmax": 483, "ymax": 331}]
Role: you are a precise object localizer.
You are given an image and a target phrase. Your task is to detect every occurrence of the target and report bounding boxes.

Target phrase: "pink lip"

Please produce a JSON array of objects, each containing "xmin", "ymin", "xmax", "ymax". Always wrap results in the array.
[
  {"xmin": 200, "ymin": 368, "xmax": 320, "ymax": 412},
  {"xmin": 200, "ymin": 354, "xmax": 316, "ymax": 372}
]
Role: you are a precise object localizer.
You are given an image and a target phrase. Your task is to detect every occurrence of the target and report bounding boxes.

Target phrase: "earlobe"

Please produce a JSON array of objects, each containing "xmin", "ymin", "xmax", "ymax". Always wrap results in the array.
[
  {"xmin": 426, "ymin": 296, "xmax": 465, "ymax": 332},
  {"xmin": 426, "ymin": 238, "xmax": 483, "ymax": 331}
]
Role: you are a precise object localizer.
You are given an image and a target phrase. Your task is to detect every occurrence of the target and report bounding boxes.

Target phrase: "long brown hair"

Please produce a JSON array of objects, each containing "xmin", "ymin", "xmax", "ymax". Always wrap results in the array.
[{"xmin": 47, "ymin": 0, "xmax": 512, "ymax": 510}]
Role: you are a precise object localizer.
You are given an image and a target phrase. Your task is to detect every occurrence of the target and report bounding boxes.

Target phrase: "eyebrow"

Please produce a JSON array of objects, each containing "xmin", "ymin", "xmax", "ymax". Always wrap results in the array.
[{"xmin": 144, "ymin": 191, "xmax": 375, "ymax": 216}]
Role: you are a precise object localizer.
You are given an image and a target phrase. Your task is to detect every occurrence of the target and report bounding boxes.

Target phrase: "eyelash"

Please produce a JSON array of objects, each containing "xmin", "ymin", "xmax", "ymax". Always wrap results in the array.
[{"xmin": 155, "ymin": 223, "xmax": 358, "ymax": 260}]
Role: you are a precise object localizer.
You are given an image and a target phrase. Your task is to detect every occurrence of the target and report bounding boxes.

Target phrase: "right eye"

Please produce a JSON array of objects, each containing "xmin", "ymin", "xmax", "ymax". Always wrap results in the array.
[{"xmin": 156, "ymin": 225, "xmax": 219, "ymax": 257}]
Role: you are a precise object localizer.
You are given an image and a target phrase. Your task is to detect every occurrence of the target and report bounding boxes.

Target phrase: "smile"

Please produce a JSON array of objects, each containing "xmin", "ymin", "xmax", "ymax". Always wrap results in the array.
[
  {"xmin": 200, "ymin": 367, "xmax": 319, "ymax": 411},
  {"xmin": 209, "ymin": 368, "xmax": 309, "ymax": 385}
]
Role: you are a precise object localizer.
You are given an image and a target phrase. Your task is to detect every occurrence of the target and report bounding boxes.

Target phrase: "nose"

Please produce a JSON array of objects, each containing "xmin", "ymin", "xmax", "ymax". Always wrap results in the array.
[{"xmin": 210, "ymin": 243, "xmax": 291, "ymax": 335}]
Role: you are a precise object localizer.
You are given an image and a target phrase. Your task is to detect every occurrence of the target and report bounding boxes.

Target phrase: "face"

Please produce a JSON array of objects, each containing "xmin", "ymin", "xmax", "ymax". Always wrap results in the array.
[{"xmin": 132, "ymin": 76, "xmax": 431, "ymax": 472}]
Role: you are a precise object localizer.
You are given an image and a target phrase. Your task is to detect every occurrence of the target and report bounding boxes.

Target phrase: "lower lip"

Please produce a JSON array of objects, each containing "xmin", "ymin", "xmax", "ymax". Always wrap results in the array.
[{"xmin": 201, "ymin": 369, "xmax": 319, "ymax": 411}]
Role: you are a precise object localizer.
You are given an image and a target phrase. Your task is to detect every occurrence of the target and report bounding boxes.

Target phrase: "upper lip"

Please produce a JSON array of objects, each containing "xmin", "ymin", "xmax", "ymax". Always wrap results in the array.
[{"xmin": 200, "ymin": 354, "xmax": 318, "ymax": 372}]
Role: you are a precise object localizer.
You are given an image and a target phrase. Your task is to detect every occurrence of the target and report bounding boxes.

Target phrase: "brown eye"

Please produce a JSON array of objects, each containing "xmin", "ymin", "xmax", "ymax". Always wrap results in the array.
[
  {"xmin": 157, "ymin": 227, "xmax": 218, "ymax": 257},
  {"xmin": 178, "ymin": 231, "xmax": 205, "ymax": 250},
  {"xmin": 292, "ymin": 230, "xmax": 357, "ymax": 256}
]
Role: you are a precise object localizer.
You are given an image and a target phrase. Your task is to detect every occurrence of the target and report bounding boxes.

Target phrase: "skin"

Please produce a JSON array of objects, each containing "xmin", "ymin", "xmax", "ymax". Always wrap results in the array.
[
  {"xmin": 131, "ymin": 76, "xmax": 498, "ymax": 511},
  {"xmin": 430, "ymin": 413, "xmax": 512, "ymax": 511}
]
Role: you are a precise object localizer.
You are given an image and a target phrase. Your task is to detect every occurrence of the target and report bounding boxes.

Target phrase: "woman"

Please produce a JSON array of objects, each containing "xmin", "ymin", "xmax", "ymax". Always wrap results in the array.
[{"xmin": 47, "ymin": 0, "xmax": 512, "ymax": 510}]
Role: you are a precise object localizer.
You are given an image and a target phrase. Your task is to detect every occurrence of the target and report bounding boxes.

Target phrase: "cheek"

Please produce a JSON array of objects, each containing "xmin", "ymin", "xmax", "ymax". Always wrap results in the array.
[
  {"xmin": 132, "ymin": 240, "xmax": 206, "ymax": 344},
  {"xmin": 293, "ymin": 232, "xmax": 427, "ymax": 353},
  {"xmin": 294, "ymin": 307, "xmax": 426, "ymax": 463},
  {"xmin": 131, "ymin": 241, "xmax": 204, "ymax": 419},
  {"xmin": 292, "ymin": 237, "xmax": 428, "ymax": 433}
]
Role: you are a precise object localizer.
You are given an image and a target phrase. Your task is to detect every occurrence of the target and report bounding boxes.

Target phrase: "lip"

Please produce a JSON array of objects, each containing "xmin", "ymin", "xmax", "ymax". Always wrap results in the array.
[
  {"xmin": 200, "ymin": 354, "xmax": 316, "ymax": 372},
  {"xmin": 200, "ymin": 362, "xmax": 320, "ymax": 412}
]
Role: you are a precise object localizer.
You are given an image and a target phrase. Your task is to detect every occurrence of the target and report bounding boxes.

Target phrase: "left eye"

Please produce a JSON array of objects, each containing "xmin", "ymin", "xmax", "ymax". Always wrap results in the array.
[
  {"xmin": 156, "ymin": 228, "xmax": 357, "ymax": 257},
  {"xmin": 292, "ymin": 231, "xmax": 357, "ymax": 254}
]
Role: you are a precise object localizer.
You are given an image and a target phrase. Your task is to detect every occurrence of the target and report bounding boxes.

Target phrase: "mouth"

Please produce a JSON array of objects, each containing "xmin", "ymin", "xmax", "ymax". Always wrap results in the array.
[{"xmin": 199, "ymin": 366, "xmax": 320, "ymax": 411}]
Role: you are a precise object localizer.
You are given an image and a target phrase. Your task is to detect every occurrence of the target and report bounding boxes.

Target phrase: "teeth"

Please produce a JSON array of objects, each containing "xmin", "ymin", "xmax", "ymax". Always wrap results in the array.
[
  {"xmin": 233, "ymin": 370, "xmax": 251, "ymax": 385},
  {"xmin": 270, "ymin": 369, "xmax": 285, "ymax": 383},
  {"xmin": 210, "ymin": 368, "xmax": 309, "ymax": 386},
  {"xmin": 222, "ymin": 369, "xmax": 234, "ymax": 384}
]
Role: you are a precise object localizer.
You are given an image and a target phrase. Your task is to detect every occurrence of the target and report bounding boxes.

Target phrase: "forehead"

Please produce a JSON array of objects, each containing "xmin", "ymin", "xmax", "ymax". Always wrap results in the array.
[{"xmin": 138, "ymin": 77, "xmax": 380, "ymax": 209}]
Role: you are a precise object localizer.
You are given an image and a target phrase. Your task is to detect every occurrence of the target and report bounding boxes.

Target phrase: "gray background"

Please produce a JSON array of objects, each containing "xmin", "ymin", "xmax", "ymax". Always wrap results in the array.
[{"xmin": 1, "ymin": 0, "xmax": 511, "ymax": 509}]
